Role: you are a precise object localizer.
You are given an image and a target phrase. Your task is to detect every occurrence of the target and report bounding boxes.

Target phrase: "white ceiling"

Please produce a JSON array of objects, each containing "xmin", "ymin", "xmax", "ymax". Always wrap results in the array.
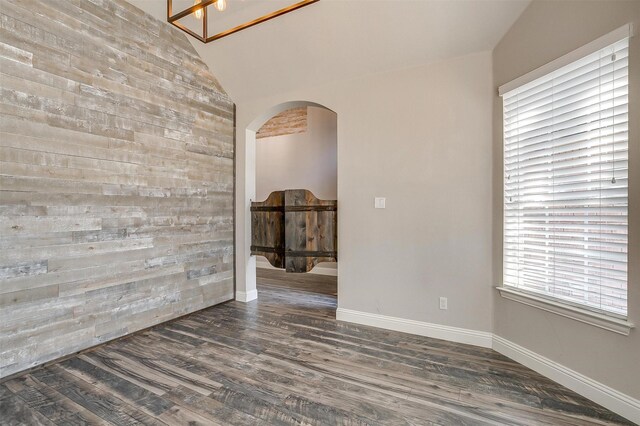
[{"xmin": 129, "ymin": 0, "xmax": 530, "ymax": 102}]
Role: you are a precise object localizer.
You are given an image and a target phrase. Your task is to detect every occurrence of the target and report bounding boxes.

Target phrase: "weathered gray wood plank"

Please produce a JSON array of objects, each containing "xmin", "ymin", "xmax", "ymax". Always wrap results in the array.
[{"xmin": 0, "ymin": 0, "xmax": 234, "ymax": 378}]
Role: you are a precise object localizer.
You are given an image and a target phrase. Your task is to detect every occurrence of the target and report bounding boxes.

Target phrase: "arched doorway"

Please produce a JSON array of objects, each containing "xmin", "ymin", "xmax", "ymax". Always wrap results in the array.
[{"xmin": 237, "ymin": 101, "xmax": 338, "ymax": 306}]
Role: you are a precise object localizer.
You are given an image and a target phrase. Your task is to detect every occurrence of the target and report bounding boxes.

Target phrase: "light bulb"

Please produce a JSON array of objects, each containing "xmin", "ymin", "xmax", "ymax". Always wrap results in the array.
[
  {"xmin": 194, "ymin": 0, "xmax": 203, "ymax": 19},
  {"xmin": 214, "ymin": 0, "xmax": 227, "ymax": 12}
]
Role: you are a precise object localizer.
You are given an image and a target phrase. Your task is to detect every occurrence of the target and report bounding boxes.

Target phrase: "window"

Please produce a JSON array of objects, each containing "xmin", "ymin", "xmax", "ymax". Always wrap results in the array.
[{"xmin": 500, "ymin": 28, "xmax": 629, "ymax": 318}]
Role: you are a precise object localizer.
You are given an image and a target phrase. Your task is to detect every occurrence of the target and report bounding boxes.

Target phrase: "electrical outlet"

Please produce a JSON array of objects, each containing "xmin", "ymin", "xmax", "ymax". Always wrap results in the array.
[
  {"xmin": 374, "ymin": 197, "xmax": 386, "ymax": 209},
  {"xmin": 439, "ymin": 297, "xmax": 448, "ymax": 310}
]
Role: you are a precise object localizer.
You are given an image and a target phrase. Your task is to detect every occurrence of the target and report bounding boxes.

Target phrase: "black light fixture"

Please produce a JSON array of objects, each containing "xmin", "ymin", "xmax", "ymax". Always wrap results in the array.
[{"xmin": 167, "ymin": 0, "xmax": 319, "ymax": 43}]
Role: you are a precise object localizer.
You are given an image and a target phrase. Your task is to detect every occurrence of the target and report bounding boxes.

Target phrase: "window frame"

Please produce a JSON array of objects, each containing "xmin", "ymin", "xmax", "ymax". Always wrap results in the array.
[{"xmin": 496, "ymin": 24, "xmax": 635, "ymax": 335}]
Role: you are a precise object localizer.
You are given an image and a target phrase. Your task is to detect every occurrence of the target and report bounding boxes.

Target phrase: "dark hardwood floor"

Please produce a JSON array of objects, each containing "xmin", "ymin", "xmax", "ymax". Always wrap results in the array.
[{"xmin": 0, "ymin": 269, "xmax": 632, "ymax": 425}]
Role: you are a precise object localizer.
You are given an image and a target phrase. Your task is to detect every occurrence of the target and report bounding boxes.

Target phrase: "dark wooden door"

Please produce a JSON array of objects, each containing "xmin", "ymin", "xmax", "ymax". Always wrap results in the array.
[
  {"xmin": 251, "ymin": 189, "xmax": 337, "ymax": 273},
  {"xmin": 250, "ymin": 191, "xmax": 286, "ymax": 269}
]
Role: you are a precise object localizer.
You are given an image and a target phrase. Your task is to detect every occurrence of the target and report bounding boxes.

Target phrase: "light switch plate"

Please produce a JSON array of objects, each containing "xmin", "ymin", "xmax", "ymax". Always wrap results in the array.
[
  {"xmin": 439, "ymin": 297, "xmax": 448, "ymax": 310},
  {"xmin": 374, "ymin": 197, "xmax": 386, "ymax": 209}
]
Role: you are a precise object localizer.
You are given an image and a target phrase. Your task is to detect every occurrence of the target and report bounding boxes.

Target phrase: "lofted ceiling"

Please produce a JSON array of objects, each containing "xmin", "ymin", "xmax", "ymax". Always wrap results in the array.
[{"xmin": 129, "ymin": 0, "xmax": 531, "ymax": 102}]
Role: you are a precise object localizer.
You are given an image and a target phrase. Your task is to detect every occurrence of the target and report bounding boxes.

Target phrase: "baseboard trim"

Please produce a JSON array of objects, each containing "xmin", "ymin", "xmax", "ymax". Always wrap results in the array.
[
  {"xmin": 492, "ymin": 335, "xmax": 640, "ymax": 424},
  {"xmin": 235, "ymin": 289, "xmax": 258, "ymax": 302},
  {"xmin": 335, "ymin": 308, "xmax": 493, "ymax": 348},
  {"xmin": 256, "ymin": 261, "xmax": 338, "ymax": 276}
]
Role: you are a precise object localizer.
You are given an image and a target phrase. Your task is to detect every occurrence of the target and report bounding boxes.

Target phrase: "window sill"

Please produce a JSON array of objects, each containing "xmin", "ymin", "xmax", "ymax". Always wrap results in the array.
[{"xmin": 496, "ymin": 286, "xmax": 634, "ymax": 335}]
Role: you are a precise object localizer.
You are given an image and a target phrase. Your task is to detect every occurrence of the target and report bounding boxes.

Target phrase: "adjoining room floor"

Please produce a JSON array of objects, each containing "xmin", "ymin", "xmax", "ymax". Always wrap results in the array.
[{"xmin": 0, "ymin": 269, "xmax": 631, "ymax": 425}]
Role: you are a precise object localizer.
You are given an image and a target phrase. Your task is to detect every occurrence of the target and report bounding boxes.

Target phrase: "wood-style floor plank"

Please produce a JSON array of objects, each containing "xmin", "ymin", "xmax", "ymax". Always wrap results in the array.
[
  {"xmin": 0, "ymin": 383, "xmax": 56, "ymax": 426},
  {"xmin": 0, "ymin": 268, "xmax": 633, "ymax": 425}
]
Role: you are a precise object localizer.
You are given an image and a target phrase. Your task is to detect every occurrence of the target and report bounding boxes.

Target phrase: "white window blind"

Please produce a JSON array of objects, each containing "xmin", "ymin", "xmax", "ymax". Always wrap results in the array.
[{"xmin": 501, "ymin": 36, "xmax": 629, "ymax": 317}]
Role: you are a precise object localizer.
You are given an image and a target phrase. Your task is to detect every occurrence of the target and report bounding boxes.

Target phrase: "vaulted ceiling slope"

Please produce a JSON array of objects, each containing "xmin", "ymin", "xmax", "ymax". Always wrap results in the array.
[{"xmin": 129, "ymin": 0, "xmax": 530, "ymax": 102}]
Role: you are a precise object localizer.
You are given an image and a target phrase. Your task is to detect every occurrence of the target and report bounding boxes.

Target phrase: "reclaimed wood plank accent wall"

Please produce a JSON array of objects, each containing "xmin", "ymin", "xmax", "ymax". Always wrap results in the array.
[
  {"xmin": 256, "ymin": 106, "xmax": 307, "ymax": 139},
  {"xmin": 0, "ymin": 0, "xmax": 235, "ymax": 378}
]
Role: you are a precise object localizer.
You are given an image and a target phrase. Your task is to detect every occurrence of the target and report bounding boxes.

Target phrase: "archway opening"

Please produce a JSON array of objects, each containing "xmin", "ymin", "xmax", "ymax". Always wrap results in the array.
[{"xmin": 241, "ymin": 101, "xmax": 338, "ymax": 311}]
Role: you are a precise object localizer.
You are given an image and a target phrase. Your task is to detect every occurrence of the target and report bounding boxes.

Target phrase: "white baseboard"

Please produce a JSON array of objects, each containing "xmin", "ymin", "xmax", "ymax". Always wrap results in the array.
[
  {"xmin": 235, "ymin": 289, "xmax": 258, "ymax": 303},
  {"xmin": 256, "ymin": 260, "xmax": 338, "ymax": 276},
  {"xmin": 492, "ymin": 335, "xmax": 640, "ymax": 424},
  {"xmin": 335, "ymin": 308, "xmax": 493, "ymax": 348}
]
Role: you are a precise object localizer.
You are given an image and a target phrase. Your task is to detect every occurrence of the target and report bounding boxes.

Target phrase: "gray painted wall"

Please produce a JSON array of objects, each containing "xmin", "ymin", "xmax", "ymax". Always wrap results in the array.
[
  {"xmin": 492, "ymin": 0, "xmax": 640, "ymax": 399},
  {"xmin": 236, "ymin": 51, "xmax": 495, "ymax": 332},
  {"xmin": 0, "ymin": 0, "xmax": 235, "ymax": 378}
]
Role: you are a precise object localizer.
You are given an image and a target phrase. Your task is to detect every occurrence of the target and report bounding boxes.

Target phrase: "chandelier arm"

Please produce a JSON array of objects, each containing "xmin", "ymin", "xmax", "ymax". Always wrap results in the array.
[
  {"xmin": 205, "ymin": 0, "xmax": 320, "ymax": 42},
  {"xmin": 168, "ymin": 0, "xmax": 217, "ymax": 23},
  {"xmin": 167, "ymin": 0, "xmax": 320, "ymax": 43},
  {"xmin": 203, "ymin": 2, "xmax": 208, "ymax": 39}
]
